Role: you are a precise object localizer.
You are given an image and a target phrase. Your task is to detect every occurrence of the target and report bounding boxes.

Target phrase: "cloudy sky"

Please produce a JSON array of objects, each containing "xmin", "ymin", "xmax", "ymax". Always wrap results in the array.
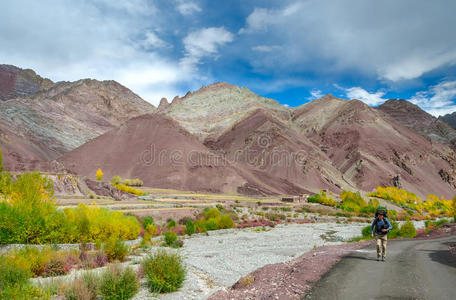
[{"xmin": 1, "ymin": 0, "xmax": 455, "ymax": 116}]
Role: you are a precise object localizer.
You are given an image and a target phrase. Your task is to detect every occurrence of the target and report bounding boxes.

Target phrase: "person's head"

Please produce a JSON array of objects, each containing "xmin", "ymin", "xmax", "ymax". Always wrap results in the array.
[{"xmin": 378, "ymin": 212, "xmax": 384, "ymax": 220}]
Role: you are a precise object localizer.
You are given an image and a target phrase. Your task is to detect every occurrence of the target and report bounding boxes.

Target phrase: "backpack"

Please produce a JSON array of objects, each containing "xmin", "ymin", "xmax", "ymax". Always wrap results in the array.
[{"xmin": 375, "ymin": 205, "xmax": 388, "ymax": 218}]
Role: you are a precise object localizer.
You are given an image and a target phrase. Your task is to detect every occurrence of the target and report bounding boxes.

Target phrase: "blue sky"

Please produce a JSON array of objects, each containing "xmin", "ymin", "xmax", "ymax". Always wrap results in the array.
[{"xmin": 1, "ymin": 0, "xmax": 456, "ymax": 116}]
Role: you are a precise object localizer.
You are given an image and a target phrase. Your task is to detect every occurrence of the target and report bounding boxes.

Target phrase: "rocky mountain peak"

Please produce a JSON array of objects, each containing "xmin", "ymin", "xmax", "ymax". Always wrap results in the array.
[{"xmin": 0, "ymin": 64, "xmax": 53, "ymax": 101}]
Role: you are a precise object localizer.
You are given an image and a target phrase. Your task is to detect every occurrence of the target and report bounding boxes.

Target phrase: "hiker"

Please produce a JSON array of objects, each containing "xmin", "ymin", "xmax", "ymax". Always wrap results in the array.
[{"xmin": 371, "ymin": 208, "xmax": 392, "ymax": 261}]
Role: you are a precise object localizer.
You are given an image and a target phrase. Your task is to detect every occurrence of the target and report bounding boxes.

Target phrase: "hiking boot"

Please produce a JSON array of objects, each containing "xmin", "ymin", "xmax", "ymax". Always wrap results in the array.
[
  {"xmin": 381, "ymin": 257, "xmax": 385, "ymax": 262},
  {"xmin": 377, "ymin": 257, "xmax": 380, "ymax": 261}
]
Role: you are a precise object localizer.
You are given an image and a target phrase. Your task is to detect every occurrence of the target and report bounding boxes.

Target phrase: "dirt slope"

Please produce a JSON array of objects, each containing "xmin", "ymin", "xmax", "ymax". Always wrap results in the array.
[{"xmin": 58, "ymin": 113, "xmax": 270, "ymax": 194}]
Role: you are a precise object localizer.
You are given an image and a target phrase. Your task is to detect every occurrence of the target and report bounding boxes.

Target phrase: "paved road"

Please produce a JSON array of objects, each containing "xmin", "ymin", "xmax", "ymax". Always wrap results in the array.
[{"xmin": 306, "ymin": 236, "xmax": 456, "ymax": 300}]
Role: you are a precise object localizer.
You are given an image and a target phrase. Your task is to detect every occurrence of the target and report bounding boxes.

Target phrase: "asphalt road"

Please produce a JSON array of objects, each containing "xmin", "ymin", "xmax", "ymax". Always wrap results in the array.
[{"xmin": 305, "ymin": 236, "xmax": 456, "ymax": 300}]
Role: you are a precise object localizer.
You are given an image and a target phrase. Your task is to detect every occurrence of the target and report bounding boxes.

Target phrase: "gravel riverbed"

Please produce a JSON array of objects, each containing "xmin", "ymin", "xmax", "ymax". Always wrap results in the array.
[{"xmin": 138, "ymin": 222, "xmax": 368, "ymax": 300}]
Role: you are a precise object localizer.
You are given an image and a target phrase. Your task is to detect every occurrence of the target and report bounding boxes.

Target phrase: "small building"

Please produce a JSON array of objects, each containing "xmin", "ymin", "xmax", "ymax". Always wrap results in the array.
[{"xmin": 281, "ymin": 194, "xmax": 309, "ymax": 203}]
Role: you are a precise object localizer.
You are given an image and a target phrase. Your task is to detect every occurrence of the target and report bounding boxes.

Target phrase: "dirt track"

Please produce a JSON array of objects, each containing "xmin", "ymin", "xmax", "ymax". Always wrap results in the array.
[{"xmin": 306, "ymin": 236, "xmax": 456, "ymax": 300}]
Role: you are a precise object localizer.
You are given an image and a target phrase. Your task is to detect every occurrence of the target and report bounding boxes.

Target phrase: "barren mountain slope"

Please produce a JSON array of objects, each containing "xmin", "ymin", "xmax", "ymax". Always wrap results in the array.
[
  {"xmin": 58, "ymin": 113, "xmax": 278, "ymax": 195},
  {"xmin": 0, "ymin": 78, "xmax": 155, "ymax": 167},
  {"xmin": 206, "ymin": 108, "xmax": 353, "ymax": 194},
  {"xmin": 440, "ymin": 111, "xmax": 456, "ymax": 130},
  {"xmin": 377, "ymin": 99, "xmax": 456, "ymax": 145},
  {"xmin": 0, "ymin": 64, "xmax": 53, "ymax": 101},
  {"xmin": 294, "ymin": 97, "xmax": 456, "ymax": 199},
  {"xmin": 162, "ymin": 82, "xmax": 293, "ymax": 142}
]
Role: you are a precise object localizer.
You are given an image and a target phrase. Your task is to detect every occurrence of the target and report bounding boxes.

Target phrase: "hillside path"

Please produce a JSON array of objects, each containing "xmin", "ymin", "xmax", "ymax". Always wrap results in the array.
[{"xmin": 306, "ymin": 236, "xmax": 456, "ymax": 300}]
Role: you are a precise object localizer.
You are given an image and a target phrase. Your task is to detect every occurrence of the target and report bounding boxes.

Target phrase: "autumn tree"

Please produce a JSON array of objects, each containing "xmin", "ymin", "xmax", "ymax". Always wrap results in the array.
[{"xmin": 96, "ymin": 168, "xmax": 104, "ymax": 182}]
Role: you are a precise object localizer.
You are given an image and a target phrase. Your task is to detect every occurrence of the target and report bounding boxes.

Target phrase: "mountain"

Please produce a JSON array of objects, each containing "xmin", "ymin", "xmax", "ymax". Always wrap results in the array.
[
  {"xmin": 162, "ymin": 82, "xmax": 293, "ymax": 142},
  {"xmin": 58, "ymin": 113, "xmax": 276, "ymax": 194},
  {"xmin": 292, "ymin": 96, "xmax": 456, "ymax": 199},
  {"xmin": 0, "ymin": 64, "xmax": 53, "ymax": 101},
  {"xmin": 0, "ymin": 68, "xmax": 155, "ymax": 170},
  {"xmin": 205, "ymin": 108, "xmax": 351, "ymax": 194},
  {"xmin": 440, "ymin": 111, "xmax": 456, "ymax": 130},
  {"xmin": 377, "ymin": 99, "xmax": 456, "ymax": 146}
]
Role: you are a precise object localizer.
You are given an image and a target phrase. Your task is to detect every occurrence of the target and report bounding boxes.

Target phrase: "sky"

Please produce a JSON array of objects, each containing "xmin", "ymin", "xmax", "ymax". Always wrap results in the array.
[{"xmin": 1, "ymin": 0, "xmax": 456, "ymax": 116}]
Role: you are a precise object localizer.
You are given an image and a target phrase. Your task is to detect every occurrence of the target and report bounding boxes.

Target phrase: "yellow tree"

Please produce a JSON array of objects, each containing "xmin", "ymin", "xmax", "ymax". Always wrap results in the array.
[{"xmin": 95, "ymin": 168, "xmax": 104, "ymax": 182}]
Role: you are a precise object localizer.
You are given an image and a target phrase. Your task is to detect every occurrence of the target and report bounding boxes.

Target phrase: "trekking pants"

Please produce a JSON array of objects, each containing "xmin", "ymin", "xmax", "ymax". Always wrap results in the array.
[{"xmin": 376, "ymin": 234, "xmax": 387, "ymax": 258}]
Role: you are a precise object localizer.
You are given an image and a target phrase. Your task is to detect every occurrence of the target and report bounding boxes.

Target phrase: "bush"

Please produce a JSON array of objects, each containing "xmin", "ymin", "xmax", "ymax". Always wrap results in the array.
[
  {"xmin": 145, "ymin": 224, "xmax": 158, "ymax": 236},
  {"xmin": 111, "ymin": 175, "xmax": 122, "ymax": 185},
  {"xmin": 103, "ymin": 237, "xmax": 129, "ymax": 262},
  {"xmin": 205, "ymin": 208, "xmax": 221, "ymax": 219},
  {"xmin": 307, "ymin": 191, "xmax": 336, "ymax": 207},
  {"xmin": 142, "ymin": 250, "xmax": 185, "ymax": 293},
  {"xmin": 113, "ymin": 184, "xmax": 145, "ymax": 196},
  {"xmin": 99, "ymin": 265, "xmax": 139, "ymax": 300},
  {"xmin": 185, "ymin": 220, "xmax": 195, "ymax": 235},
  {"xmin": 64, "ymin": 272, "xmax": 99, "ymax": 300},
  {"xmin": 216, "ymin": 215, "xmax": 234, "ymax": 229},
  {"xmin": 399, "ymin": 221, "xmax": 417, "ymax": 238},
  {"xmin": 166, "ymin": 218, "xmax": 176, "ymax": 229},
  {"xmin": 204, "ymin": 219, "xmax": 219, "ymax": 231},
  {"xmin": 164, "ymin": 231, "xmax": 177, "ymax": 246},
  {"xmin": 142, "ymin": 216, "xmax": 154, "ymax": 229}
]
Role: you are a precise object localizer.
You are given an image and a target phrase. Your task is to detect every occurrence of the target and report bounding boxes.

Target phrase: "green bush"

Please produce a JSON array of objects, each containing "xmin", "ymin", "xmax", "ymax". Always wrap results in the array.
[
  {"xmin": 99, "ymin": 265, "xmax": 139, "ymax": 300},
  {"xmin": 361, "ymin": 225, "xmax": 371, "ymax": 237},
  {"xmin": 216, "ymin": 215, "xmax": 234, "ymax": 229},
  {"xmin": 204, "ymin": 219, "xmax": 219, "ymax": 231},
  {"xmin": 103, "ymin": 237, "xmax": 129, "ymax": 262},
  {"xmin": 185, "ymin": 220, "xmax": 195, "ymax": 235},
  {"xmin": 0, "ymin": 255, "xmax": 45, "ymax": 299},
  {"xmin": 142, "ymin": 250, "xmax": 185, "ymax": 293},
  {"xmin": 142, "ymin": 216, "xmax": 155, "ymax": 229},
  {"xmin": 164, "ymin": 230, "xmax": 177, "ymax": 245},
  {"xmin": 307, "ymin": 191, "xmax": 336, "ymax": 207},
  {"xmin": 111, "ymin": 175, "xmax": 122, "ymax": 185},
  {"xmin": 205, "ymin": 208, "xmax": 221, "ymax": 219},
  {"xmin": 399, "ymin": 221, "xmax": 417, "ymax": 238},
  {"xmin": 166, "ymin": 219, "xmax": 176, "ymax": 229}
]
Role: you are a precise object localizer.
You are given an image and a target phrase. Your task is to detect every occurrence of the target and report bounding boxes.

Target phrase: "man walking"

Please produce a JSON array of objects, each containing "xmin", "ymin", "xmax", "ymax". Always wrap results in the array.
[{"xmin": 371, "ymin": 209, "xmax": 392, "ymax": 261}]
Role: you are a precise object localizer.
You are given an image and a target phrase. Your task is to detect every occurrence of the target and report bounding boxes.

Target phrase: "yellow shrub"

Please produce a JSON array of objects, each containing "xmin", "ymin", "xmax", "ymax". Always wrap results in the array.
[{"xmin": 113, "ymin": 184, "xmax": 146, "ymax": 196}]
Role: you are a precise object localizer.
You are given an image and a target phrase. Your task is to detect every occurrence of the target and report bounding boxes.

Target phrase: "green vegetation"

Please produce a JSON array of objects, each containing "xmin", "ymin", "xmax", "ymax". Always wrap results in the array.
[
  {"xmin": 185, "ymin": 220, "xmax": 195, "ymax": 235},
  {"xmin": 99, "ymin": 265, "xmax": 139, "ymax": 300},
  {"xmin": 307, "ymin": 191, "xmax": 337, "ymax": 207},
  {"xmin": 0, "ymin": 151, "xmax": 141, "ymax": 244},
  {"xmin": 142, "ymin": 250, "xmax": 185, "ymax": 293},
  {"xmin": 103, "ymin": 237, "xmax": 130, "ymax": 262},
  {"xmin": 399, "ymin": 221, "xmax": 417, "ymax": 238},
  {"xmin": 111, "ymin": 175, "xmax": 143, "ymax": 187}
]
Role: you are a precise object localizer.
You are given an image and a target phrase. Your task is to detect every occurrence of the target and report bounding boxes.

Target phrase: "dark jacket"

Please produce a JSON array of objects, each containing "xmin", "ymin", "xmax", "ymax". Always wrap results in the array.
[{"xmin": 371, "ymin": 217, "xmax": 392, "ymax": 235}]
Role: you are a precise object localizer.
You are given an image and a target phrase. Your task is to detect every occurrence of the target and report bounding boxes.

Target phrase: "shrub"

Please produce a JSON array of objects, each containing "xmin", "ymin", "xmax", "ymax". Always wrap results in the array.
[
  {"xmin": 216, "ymin": 215, "xmax": 235, "ymax": 229},
  {"xmin": 99, "ymin": 265, "xmax": 139, "ymax": 300},
  {"xmin": 340, "ymin": 191, "xmax": 368, "ymax": 212},
  {"xmin": 166, "ymin": 218, "xmax": 176, "ymax": 229},
  {"xmin": 142, "ymin": 216, "xmax": 154, "ymax": 229},
  {"xmin": 399, "ymin": 221, "xmax": 417, "ymax": 238},
  {"xmin": 164, "ymin": 231, "xmax": 177, "ymax": 246},
  {"xmin": 64, "ymin": 272, "xmax": 99, "ymax": 300},
  {"xmin": 142, "ymin": 250, "xmax": 185, "ymax": 293},
  {"xmin": 204, "ymin": 219, "xmax": 219, "ymax": 231},
  {"xmin": 103, "ymin": 237, "xmax": 129, "ymax": 262},
  {"xmin": 361, "ymin": 225, "xmax": 371, "ymax": 237},
  {"xmin": 205, "ymin": 208, "xmax": 221, "ymax": 219},
  {"xmin": 307, "ymin": 191, "xmax": 336, "ymax": 207},
  {"xmin": 185, "ymin": 220, "xmax": 195, "ymax": 235},
  {"xmin": 111, "ymin": 175, "xmax": 122, "ymax": 185},
  {"xmin": 145, "ymin": 224, "xmax": 158, "ymax": 236},
  {"xmin": 113, "ymin": 184, "xmax": 145, "ymax": 196}
]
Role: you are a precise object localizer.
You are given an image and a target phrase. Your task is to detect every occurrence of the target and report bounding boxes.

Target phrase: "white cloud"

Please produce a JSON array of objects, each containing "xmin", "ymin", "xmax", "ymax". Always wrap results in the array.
[
  {"xmin": 181, "ymin": 27, "xmax": 234, "ymax": 69},
  {"xmin": 345, "ymin": 87, "xmax": 386, "ymax": 106},
  {"xmin": 176, "ymin": 0, "xmax": 201, "ymax": 16},
  {"xmin": 310, "ymin": 89, "xmax": 324, "ymax": 100},
  {"xmin": 410, "ymin": 81, "xmax": 456, "ymax": 117},
  {"xmin": 141, "ymin": 31, "xmax": 169, "ymax": 49},
  {"xmin": 252, "ymin": 45, "xmax": 282, "ymax": 52},
  {"xmin": 240, "ymin": 1, "xmax": 456, "ymax": 82}
]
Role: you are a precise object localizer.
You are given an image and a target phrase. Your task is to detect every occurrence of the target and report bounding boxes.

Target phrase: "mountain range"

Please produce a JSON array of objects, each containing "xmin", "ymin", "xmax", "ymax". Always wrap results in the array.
[{"xmin": 1, "ymin": 64, "xmax": 456, "ymax": 199}]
